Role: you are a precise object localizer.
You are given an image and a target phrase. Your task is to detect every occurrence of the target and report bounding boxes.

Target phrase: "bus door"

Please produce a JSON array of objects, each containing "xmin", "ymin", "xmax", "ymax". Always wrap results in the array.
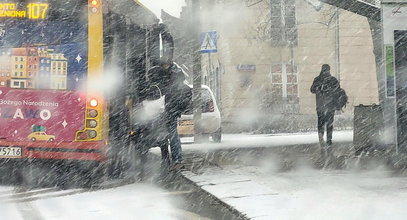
[
  {"xmin": 395, "ymin": 30, "xmax": 407, "ymax": 153},
  {"xmin": 126, "ymin": 23, "xmax": 174, "ymax": 101}
]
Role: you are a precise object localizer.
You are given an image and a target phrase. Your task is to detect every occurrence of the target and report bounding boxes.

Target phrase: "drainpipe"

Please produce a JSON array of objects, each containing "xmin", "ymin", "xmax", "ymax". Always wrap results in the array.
[{"xmin": 335, "ymin": 8, "xmax": 340, "ymax": 81}]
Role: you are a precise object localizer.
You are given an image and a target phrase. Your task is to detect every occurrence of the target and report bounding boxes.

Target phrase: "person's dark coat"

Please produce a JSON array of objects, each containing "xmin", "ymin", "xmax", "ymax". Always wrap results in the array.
[
  {"xmin": 145, "ymin": 66, "xmax": 171, "ymax": 100},
  {"xmin": 310, "ymin": 69, "xmax": 339, "ymax": 112},
  {"xmin": 145, "ymin": 64, "xmax": 191, "ymax": 119},
  {"xmin": 164, "ymin": 65, "xmax": 192, "ymax": 119}
]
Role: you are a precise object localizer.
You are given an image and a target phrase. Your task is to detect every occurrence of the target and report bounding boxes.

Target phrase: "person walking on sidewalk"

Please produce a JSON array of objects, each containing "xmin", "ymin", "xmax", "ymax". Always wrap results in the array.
[{"xmin": 310, "ymin": 64, "xmax": 339, "ymax": 155}]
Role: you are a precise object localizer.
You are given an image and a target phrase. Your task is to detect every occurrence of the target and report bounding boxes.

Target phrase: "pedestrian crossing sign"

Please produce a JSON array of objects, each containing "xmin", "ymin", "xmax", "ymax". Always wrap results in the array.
[{"xmin": 200, "ymin": 31, "xmax": 217, "ymax": 53}]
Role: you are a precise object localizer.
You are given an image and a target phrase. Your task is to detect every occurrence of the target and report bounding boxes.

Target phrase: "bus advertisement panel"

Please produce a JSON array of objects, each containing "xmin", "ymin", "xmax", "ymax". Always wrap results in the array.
[
  {"xmin": 0, "ymin": 1, "xmax": 102, "ymax": 161},
  {"xmin": 0, "ymin": 88, "xmax": 85, "ymax": 142}
]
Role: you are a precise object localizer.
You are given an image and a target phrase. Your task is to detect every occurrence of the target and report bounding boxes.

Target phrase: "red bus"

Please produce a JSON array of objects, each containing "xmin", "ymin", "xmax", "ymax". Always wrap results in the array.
[{"xmin": 0, "ymin": 0, "xmax": 168, "ymax": 183}]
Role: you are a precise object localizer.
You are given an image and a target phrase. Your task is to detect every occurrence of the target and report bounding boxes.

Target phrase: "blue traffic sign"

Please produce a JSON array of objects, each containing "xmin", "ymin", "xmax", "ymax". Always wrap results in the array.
[{"xmin": 200, "ymin": 31, "xmax": 217, "ymax": 53}]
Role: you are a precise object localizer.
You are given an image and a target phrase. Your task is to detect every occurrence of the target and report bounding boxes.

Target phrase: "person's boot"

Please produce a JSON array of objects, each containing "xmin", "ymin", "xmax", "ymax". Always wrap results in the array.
[
  {"xmin": 170, "ymin": 161, "xmax": 186, "ymax": 172},
  {"xmin": 318, "ymin": 133, "xmax": 326, "ymax": 156},
  {"xmin": 326, "ymin": 140, "xmax": 333, "ymax": 156},
  {"xmin": 326, "ymin": 139, "xmax": 332, "ymax": 146},
  {"xmin": 318, "ymin": 132, "xmax": 324, "ymax": 147}
]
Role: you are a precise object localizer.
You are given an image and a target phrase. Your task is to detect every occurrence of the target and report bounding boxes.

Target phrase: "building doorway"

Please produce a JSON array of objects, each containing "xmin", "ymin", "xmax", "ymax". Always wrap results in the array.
[{"xmin": 395, "ymin": 30, "xmax": 407, "ymax": 153}]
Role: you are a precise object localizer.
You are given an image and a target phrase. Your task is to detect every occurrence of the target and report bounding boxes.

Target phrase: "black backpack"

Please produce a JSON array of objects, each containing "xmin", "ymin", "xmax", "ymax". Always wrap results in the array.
[
  {"xmin": 178, "ymin": 83, "xmax": 192, "ymax": 113},
  {"xmin": 334, "ymin": 87, "xmax": 348, "ymax": 110}
]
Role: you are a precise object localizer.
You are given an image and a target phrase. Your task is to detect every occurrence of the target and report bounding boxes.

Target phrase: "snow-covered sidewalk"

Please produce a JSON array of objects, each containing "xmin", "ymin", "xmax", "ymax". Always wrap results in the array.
[
  {"xmin": 179, "ymin": 131, "xmax": 407, "ymax": 220},
  {"xmin": 181, "ymin": 130, "xmax": 353, "ymax": 152},
  {"xmin": 184, "ymin": 164, "xmax": 407, "ymax": 220}
]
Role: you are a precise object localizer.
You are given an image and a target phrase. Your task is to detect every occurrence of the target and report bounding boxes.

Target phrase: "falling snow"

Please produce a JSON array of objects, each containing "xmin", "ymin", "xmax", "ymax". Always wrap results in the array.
[{"xmin": 0, "ymin": 0, "xmax": 406, "ymax": 220}]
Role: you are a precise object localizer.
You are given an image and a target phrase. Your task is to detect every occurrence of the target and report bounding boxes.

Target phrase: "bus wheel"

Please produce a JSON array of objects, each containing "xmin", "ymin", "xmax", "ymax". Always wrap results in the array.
[
  {"xmin": 107, "ymin": 156, "xmax": 122, "ymax": 179},
  {"xmin": 132, "ymin": 144, "xmax": 148, "ymax": 182},
  {"xmin": 83, "ymin": 162, "xmax": 105, "ymax": 189}
]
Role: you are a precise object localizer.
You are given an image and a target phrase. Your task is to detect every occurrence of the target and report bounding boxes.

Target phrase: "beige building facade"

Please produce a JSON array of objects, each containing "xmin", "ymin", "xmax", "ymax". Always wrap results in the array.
[
  {"xmin": 0, "ymin": 49, "xmax": 11, "ymax": 87},
  {"xmin": 198, "ymin": 0, "xmax": 379, "ymax": 131},
  {"xmin": 50, "ymin": 52, "xmax": 67, "ymax": 90}
]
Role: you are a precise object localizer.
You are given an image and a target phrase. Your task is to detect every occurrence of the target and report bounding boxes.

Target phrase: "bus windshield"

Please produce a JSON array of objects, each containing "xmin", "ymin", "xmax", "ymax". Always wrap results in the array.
[{"xmin": 0, "ymin": 0, "xmax": 88, "ymax": 91}]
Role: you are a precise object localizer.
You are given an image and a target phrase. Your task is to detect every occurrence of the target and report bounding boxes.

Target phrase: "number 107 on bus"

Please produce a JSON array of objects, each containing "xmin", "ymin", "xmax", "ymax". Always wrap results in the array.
[
  {"xmin": 0, "ymin": 3, "xmax": 48, "ymax": 19},
  {"xmin": 27, "ymin": 3, "xmax": 48, "ymax": 19}
]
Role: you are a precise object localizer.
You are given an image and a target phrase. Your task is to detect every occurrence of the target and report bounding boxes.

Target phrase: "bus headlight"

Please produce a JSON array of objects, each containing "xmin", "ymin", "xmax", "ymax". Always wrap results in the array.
[
  {"xmin": 88, "ymin": 130, "xmax": 97, "ymax": 139},
  {"xmin": 88, "ymin": 119, "xmax": 97, "ymax": 128},
  {"xmin": 90, "ymin": 0, "xmax": 99, "ymax": 13},
  {"xmin": 89, "ymin": 98, "xmax": 98, "ymax": 107},
  {"xmin": 88, "ymin": 109, "xmax": 98, "ymax": 118}
]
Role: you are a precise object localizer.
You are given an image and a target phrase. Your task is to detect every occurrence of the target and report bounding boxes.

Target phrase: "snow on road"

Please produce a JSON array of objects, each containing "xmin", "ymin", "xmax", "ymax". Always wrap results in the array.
[{"xmin": 0, "ymin": 184, "xmax": 182, "ymax": 220}]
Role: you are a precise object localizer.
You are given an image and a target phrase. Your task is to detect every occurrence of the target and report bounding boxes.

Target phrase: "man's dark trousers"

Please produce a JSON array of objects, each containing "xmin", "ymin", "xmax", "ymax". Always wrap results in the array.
[{"xmin": 317, "ymin": 110, "xmax": 335, "ymax": 145}]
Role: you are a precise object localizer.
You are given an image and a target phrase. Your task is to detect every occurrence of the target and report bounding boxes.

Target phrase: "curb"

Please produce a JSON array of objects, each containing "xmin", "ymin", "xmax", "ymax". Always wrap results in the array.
[{"xmin": 176, "ymin": 171, "xmax": 250, "ymax": 220}]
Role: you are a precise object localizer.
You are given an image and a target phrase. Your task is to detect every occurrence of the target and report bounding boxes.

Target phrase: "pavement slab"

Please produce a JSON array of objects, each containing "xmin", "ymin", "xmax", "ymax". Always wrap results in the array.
[{"xmin": 180, "ymin": 131, "xmax": 407, "ymax": 220}]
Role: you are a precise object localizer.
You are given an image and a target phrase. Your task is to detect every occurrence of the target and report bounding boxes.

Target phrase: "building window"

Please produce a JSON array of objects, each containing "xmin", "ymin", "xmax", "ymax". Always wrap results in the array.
[
  {"xmin": 270, "ymin": 63, "xmax": 298, "ymax": 102},
  {"xmin": 20, "ymin": 72, "xmax": 23, "ymax": 76},
  {"xmin": 13, "ymin": 81, "xmax": 19, "ymax": 86},
  {"xmin": 6, "ymin": 73, "xmax": 9, "ymax": 77},
  {"xmin": 266, "ymin": 62, "xmax": 299, "ymax": 114},
  {"xmin": 20, "ymin": 65, "xmax": 23, "ymax": 69},
  {"xmin": 20, "ymin": 57, "xmax": 23, "ymax": 62},
  {"xmin": 14, "ymin": 72, "xmax": 17, "ymax": 76},
  {"xmin": 15, "ymin": 57, "xmax": 18, "ymax": 61},
  {"xmin": 15, "ymin": 65, "xmax": 18, "ymax": 69},
  {"xmin": 0, "ymin": 81, "xmax": 4, "ymax": 86},
  {"xmin": 270, "ymin": 0, "xmax": 297, "ymax": 47}
]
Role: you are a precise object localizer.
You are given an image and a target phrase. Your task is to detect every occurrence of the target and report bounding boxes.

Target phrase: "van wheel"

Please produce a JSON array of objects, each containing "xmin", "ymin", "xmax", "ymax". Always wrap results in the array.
[
  {"xmin": 48, "ymin": 138, "xmax": 54, "ymax": 142},
  {"xmin": 212, "ymin": 128, "xmax": 222, "ymax": 143},
  {"xmin": 31, "ymin": 137, "xmax": 36, "ymax": 142}
]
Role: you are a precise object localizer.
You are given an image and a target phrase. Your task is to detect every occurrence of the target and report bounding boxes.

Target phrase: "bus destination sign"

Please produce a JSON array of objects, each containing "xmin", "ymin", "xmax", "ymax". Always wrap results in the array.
[{"xmin": 0, "ymin": 2, "xmax": 48, "ymax": 19}]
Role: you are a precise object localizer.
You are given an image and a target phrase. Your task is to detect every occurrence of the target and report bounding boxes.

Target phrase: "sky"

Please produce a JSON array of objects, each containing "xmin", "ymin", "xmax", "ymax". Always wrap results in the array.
[{"xmin": 138, "ymin": 0, "xmax": 186, "ymax": 19}]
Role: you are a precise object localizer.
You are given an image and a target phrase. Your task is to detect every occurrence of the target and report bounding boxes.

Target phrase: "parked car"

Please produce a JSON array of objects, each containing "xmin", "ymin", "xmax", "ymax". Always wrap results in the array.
[{"xmin": 177, "ymin": 85, "xmax": 221, "ymax": 142}]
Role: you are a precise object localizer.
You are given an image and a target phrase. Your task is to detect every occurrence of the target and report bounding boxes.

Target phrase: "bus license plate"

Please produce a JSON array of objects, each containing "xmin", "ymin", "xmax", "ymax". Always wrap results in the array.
[{"xmin": 0, "ymin": 147, "xmax": 22, "ymax": 158}]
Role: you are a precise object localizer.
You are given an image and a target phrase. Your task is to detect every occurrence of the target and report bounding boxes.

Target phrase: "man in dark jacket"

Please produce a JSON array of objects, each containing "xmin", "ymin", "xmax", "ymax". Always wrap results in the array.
[
  {"xmin": 164, "ymin": 63, "xmax": 189, "ymax": 169},
  {"xmin": 310, "ymin": 64, "xmax": 339, "ymax": 153},
  {"xmin": 148, "ymin": 61, "xmax": 191, "ymax": 170}
]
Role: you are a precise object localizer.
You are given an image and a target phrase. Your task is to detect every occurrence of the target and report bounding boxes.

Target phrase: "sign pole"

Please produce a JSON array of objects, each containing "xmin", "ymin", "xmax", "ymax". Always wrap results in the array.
[
  {"xmin": 192, "ymin": 0, "xmax": 203, "ymax": 142},
  {"xmin": 208, "ymin": 52, "xmax": 212, "ymax": 87}
]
